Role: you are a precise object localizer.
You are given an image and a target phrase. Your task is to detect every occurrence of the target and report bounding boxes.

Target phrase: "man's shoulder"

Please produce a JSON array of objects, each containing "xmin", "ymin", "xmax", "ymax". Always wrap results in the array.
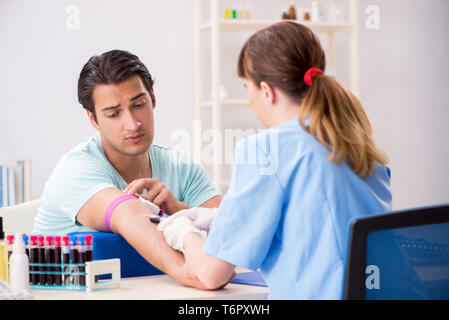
[
  {"xmin": 42, "ymin": 135, "xmax": 117, "ymax": 198},
  {"xmin": 59, "ymin": 135, "xmax": 105, "ymax": 164},
  {"xmin": 49, "ymin": 135, "xmax": 113, "ymax": 181}
]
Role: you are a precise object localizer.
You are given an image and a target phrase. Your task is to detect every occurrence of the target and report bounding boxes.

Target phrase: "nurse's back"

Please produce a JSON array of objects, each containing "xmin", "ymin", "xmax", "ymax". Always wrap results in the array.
[
  {"xmin": 259, "ymin": 118, "xmax": 391, "ymax": 299},
  {"xmin": 205, "ymin": 21, "xmax": 392, "ymax": 299}
]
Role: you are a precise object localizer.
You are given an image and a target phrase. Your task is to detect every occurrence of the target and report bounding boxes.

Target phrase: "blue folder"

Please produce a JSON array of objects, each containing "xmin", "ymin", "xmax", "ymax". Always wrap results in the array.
[
  {"xmin": 69, "ymin": 231, "xmax": 268, "ymax": 286},
  {"xmin": 231, "ymin": 271, "xmax": 267, "ymax": 287},
  {"xmin": 68, "ymin": 231, "xmax": 163, "ymax": 278}
]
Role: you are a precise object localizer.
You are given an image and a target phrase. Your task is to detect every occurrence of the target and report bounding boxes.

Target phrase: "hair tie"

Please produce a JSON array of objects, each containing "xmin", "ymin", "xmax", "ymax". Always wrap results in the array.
[{"xmin": 304, "ymin": 68, "xmax": 323, "ymax": 86}]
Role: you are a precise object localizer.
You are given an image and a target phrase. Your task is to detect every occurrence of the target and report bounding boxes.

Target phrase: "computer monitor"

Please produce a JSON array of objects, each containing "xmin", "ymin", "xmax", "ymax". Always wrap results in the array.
[{"xmin": 343, "ymin": 204, "xmax": 449, "ymax": 300}]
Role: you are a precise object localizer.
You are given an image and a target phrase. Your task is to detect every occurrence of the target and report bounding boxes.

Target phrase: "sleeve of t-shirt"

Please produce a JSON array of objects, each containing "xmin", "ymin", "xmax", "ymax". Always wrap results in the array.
[
  {"xmin": 177, "ymin": 151, "xmax": 221, "ymax": 208},
  {"xmin": 203, "ymin": 135, "xmax": 284, "ymax": 270},
  {"xmin": 44, "ymin": 151, "xmax": 117, "ymax": 224}
]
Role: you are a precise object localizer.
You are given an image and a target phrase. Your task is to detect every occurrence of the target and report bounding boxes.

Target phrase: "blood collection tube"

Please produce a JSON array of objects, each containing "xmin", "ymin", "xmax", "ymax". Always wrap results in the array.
[
  {"xmin": 77, "ymin": 235, "xmax": 86, "ymax": 286},
  {"xmin": 54, "ymin": 236, "xmax": 62, "ymax": 286},
  {"xmin": 70, "ymin": 235, "xmax": 80, "ymax": 285},
  {"xmin": 62, "ymin": 236, "xmax": 70, "ymax": 285},
  {"xmin": 22, "ymin": 235, "xmax": 29, "ymax": 258},
  {"xmin": 37, "ymin": 236, "xmax": 46, "ymax": 285},
  {"xmin": 29, "ymin": 235, "xmax": 39, "ymax": 285},
  {"xmin": 6, "ymin": 235, "xmax": 14, "ymax": 282},
  {"xmin": 6, "ymin": 235, "xmax": 14, "ymax": 263},
  {"xmin": 45, "ymin": 236, "xmax": 55, "ymax": 285},
  {"xmin": 6, "ymin": 235, "xmax": 14, "ymax": 261},
  {"xmin": 85, "ymin": 235, "xmax": 93, "ymax": 262},
  {"xmin": 85, "ymin": 235, "xmax": 96, "ymax": 282}
]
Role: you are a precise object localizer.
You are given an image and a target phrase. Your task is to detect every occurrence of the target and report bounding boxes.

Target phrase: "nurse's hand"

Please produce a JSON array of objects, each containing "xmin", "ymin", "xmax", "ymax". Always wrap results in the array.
[
  {"xmin": 158, "ymin": 215, "xmax": 207, "ymax": 254},
  {"xmin": 189, "ymin": 207, "xmax": 219, "ymax": 232},
  {"xmin": 164, "ymin": 207, "xmax": 219, "ymax": 233}
]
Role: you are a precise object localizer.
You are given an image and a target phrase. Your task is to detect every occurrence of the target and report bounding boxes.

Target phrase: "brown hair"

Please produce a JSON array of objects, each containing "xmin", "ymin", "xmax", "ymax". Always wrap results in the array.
[
  {"xmin": 78, "ymin": 50, "xmax": 155, "ymax": 122},
  {"xmin": 238, "ymin": 21, "xmax": 388, "ymax": 177}
]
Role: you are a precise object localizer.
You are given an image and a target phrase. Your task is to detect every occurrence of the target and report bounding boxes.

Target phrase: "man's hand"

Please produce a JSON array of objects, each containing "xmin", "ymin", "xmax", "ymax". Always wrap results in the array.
[{"xmin": 124, "ymin": 178, "xmax": 190, "ymax": 215}]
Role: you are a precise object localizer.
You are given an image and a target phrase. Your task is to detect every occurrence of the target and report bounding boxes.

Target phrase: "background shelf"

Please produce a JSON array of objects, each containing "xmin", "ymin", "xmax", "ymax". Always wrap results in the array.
[
  {"xmin": 202, "ymin": 99, "xmax": 250, "ymax": 109},
  {"xmin": 200, "ymin": 19, "xmax": 354, "ymax": 32},
  {"xmin": 194, "ymin": 0, "xmax": 359, "ymax": 192}
]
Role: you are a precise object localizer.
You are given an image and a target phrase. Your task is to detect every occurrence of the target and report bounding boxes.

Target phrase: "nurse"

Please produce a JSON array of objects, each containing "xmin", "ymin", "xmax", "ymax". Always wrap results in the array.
[{"xmin": 158, "ymin": 21, "xmax": 392, "ymax": 299}]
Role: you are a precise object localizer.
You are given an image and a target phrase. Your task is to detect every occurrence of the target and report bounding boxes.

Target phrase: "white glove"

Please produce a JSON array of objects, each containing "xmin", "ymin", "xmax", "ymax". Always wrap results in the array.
[
  {"xmin": 158, "ymin": 215, "xmax": 207, "ymax": 253},
  {"xmin": 189, "ymin": 207, "xmax": 219, "ymax": 231},
  {"xmin": 164, "ymin": 207, "xmax": 219, "ymax": 232}
]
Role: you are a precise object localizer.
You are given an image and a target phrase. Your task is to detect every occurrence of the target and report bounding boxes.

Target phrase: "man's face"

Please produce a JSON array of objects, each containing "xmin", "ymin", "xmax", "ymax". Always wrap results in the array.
[{"xmin": 88, "ymin": 74, "xmax": 155, "ymax": 157}]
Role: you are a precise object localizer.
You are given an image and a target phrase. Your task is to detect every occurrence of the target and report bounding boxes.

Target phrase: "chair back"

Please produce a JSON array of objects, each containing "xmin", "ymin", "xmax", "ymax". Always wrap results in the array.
[{"xmin": 0, "ymin": 199, "xmax": 42, "ymax": 235}]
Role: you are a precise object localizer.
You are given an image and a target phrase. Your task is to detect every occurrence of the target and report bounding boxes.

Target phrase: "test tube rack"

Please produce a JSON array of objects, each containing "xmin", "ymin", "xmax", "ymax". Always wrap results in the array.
[{"xmin": 29, "ymin": 258, "xmax": 120, "ymax": 292}]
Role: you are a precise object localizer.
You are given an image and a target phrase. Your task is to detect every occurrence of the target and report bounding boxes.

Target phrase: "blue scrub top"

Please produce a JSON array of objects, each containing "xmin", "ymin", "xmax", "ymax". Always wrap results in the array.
[{"xmin": 203, "ymin": 117, "xmax": 392, "ymax": 299}]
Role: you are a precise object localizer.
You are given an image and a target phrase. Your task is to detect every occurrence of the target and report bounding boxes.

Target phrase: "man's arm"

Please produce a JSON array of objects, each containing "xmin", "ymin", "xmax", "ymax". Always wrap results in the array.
[
  {"xmin": 76, "ymin": 187, "xmax": 208, "ymax": 289},
  {"xmin": 123, "ymin": 178, "xmax": 222, "ymax": 214},
  {"xmin": 199, "ymin": 195, "xmax": 222, "ymax": 208}
]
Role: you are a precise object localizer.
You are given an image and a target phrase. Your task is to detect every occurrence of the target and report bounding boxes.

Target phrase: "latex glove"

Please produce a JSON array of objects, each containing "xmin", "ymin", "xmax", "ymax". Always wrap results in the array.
[
  {"xmin": 189, "ymin": 207, "xmax": 218, "ymax": 231},
  {"xmin": 172, "ymin": 207, "xmax": 219, "ymax": 232},
  {"xmin": 158, "ymin": 215, "xmax": 207, "ymax": 253}
]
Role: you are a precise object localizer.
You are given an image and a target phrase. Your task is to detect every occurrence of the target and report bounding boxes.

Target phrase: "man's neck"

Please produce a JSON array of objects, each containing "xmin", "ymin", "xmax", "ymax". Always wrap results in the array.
[{"xmin": 100, "ymin": 137, "xmax": 152, "ymax": 184}]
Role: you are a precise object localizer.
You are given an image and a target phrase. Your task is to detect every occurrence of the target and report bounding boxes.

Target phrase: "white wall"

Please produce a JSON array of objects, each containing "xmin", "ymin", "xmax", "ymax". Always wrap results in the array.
[
  {"xmin": 0, "ymin": 0, "xmax": 448, "ymax": 210},
  {"xmin": 358, "ymin": 0, "xmax": 449, "ymax": 209},
  {"xmin": 0, "ymin": 0, "xmax": 196, "ymax": 201}
]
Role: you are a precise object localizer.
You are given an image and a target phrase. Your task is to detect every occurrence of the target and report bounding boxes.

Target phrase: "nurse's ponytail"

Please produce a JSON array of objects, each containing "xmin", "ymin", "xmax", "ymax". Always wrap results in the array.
[
  {"xmin": 298, "ymin": 69, "xmax": 388, "ymax": 176},
  {"xmin": 238, "ymin": 21, "xmax": 388, "ymax": 177}
]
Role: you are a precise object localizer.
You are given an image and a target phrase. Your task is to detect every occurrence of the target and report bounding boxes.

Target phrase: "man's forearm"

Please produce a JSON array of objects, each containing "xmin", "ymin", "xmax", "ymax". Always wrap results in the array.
[
  {"xmin": 76, "ymin": 188, "xmax": 206, "ymax": 287},
  {"xmin": 112, "ymin": 202, "xmax": 207, "ymax": 288},
  {"xmin": 116, "ymin": 210, "xmax": 182, "ymax": 274}
]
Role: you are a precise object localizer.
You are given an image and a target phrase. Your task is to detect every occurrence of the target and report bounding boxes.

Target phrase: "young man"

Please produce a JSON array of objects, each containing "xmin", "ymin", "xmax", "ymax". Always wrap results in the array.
[{"xmin": 32, "ymin": 50, "xmax": 223, "ymax": 288}]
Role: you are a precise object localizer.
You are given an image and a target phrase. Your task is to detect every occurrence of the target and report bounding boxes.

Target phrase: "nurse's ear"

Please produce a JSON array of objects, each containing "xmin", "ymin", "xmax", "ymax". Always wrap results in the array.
[{"xmin": 260, "ymin": 81, "xmax": 276, "ymax": 106}]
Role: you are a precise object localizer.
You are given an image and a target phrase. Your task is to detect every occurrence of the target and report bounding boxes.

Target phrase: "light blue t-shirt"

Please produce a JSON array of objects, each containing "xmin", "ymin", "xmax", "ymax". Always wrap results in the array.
[
  {"xmin": 203, "ymin": 118, "xmax": 392, "ymax": 300},
  {"xmin": 33, "ymin": 134, "xmax": 220, "ymax": 235}
]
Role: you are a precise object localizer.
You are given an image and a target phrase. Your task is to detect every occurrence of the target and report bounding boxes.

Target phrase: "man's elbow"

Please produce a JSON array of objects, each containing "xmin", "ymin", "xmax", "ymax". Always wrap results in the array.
[
  {"xmin": 200, "ymin": 275, "xmax": 229, "ymax": 291},
  {"xmin": 198, "ymin": 267, "xmax": 232, "ymax": 290}
]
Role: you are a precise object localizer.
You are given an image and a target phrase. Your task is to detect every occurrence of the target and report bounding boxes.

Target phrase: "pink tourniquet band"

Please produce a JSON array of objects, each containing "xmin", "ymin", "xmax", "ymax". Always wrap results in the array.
[{"xmin": 105, "ymin": 195, "xmax": 137, "ymax": 232}]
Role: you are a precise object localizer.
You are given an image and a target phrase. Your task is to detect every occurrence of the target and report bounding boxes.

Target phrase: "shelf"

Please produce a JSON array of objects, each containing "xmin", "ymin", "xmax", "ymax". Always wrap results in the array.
[
  {"xmin": 200, "ymin": 19, "xmax": 354, "ymax": 32},
  {"xmin": 194, "ymin": 0, "xmax": 359, "ymax": 192},
  {"xmin": 202, "ymin": 99, "xmax": 250, "ymax": 109}
]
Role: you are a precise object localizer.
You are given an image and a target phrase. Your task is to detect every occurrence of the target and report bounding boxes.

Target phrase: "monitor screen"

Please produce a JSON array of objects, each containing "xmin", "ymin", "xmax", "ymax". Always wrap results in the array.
[{"xmin": 365, "ymin": 221, "xmax": 449, "ymax": 299}]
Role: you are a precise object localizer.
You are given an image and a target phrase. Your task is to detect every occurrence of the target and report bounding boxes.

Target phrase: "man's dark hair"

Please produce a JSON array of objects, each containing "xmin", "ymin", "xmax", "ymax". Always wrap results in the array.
[{"xmin": 78, "ymin": 50, "xmax": 155, "ymax": 122}]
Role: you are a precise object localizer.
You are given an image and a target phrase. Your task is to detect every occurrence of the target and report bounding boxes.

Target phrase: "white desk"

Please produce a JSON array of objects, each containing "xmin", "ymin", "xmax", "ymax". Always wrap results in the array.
[{"xmin": 30, "ymin": 269, "xmax": 269, "ymax": 300}]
